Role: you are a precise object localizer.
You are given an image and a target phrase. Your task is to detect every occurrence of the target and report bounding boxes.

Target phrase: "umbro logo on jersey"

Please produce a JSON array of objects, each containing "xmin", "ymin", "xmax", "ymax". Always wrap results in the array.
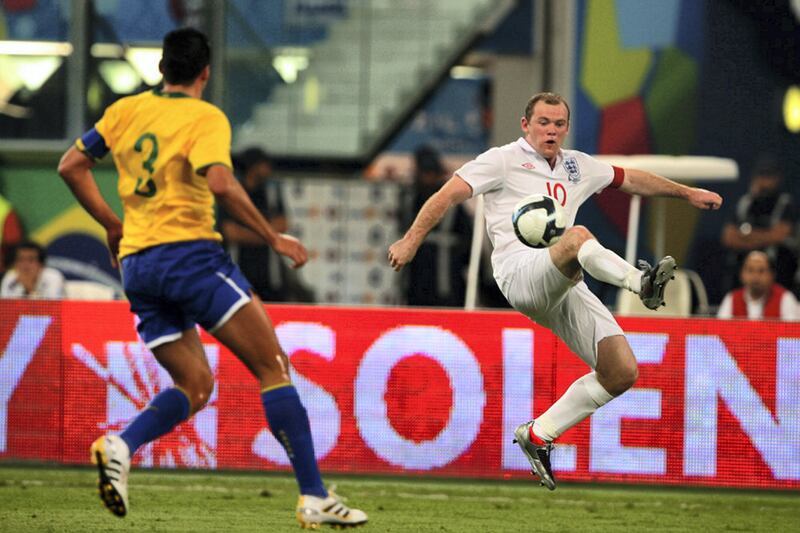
[{"xmin": 522, "ymin": 162, "xmax": 535, "ymax": 170}]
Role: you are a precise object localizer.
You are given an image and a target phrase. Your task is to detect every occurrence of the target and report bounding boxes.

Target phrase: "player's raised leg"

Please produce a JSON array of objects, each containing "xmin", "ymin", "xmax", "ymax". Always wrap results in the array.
[
  {"xmin": 90, "ymin": 328, "xmax": 212, "ymax": 517},
  {"xmin": 552, "ymin": 225, "xmax": 676, "ymax": 309},
  {"xmin": 212, "ymin": 295, "xmax": 367, "ymax": 528}
]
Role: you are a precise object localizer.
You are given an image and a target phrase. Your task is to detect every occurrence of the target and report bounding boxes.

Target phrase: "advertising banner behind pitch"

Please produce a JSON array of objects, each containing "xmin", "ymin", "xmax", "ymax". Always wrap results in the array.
[{"xmin": 1, "ymin": 301, "xmax": 798, "ymax": 489}]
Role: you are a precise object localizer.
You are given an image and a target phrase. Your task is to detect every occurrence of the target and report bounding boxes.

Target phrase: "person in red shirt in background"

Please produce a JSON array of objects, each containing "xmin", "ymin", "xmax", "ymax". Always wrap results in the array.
[
  {"xmin": 0, "ymin": 193, "xmax": 24, "ymax": 273},
  {"xmin": 717, "ymin": 250, "xmax": 799, "ymax": 320}
]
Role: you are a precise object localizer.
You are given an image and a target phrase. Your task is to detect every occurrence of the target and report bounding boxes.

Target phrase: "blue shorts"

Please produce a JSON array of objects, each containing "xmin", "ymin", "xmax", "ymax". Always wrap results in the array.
[{"xmin": 121, "ymin": 240, "xmax": 253, "ymax": 349}]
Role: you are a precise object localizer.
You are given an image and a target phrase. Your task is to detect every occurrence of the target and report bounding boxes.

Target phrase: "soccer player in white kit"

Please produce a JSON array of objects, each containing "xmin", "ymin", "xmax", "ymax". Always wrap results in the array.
[{"xmin": 388, "ymin": 92, "xmax": 723, "ymax": 490}]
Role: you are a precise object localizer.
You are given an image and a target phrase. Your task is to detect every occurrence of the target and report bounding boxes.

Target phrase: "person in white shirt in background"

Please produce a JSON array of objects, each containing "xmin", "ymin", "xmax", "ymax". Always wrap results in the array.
[
  {"xmin": 0, "ymin": 240, "xmax": 65, "ymax": 299},
  {"xmin": 717, "ymin": 250, "xmax": 799, "ymax": 320}
]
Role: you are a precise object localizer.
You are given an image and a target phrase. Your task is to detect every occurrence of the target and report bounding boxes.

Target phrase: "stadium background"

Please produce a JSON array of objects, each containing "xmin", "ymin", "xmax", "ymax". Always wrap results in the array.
[
  {"xmin": 0, "ymin": 0, "xmax": 799, "ymax": 509},
  {"xmin": 2, "ymin": 0, "xmax": 800, "ymax": 305}
]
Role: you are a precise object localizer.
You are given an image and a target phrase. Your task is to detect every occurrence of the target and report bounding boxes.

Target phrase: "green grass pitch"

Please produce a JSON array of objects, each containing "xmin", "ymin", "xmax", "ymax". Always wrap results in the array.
[{"xmin": 0, "ymin": 465, "xmax": 797, "ymax": 532}]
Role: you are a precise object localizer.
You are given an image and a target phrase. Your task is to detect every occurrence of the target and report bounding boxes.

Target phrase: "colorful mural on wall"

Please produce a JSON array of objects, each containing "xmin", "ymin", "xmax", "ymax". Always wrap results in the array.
[
  {"xmin": 575, "ymin": 0, "xmax": 705, "ymax": 155},
  {"xmin": 0, "ymin": 165, "xmax": 124, "ymax": 295},
  {"xmin": 573, "ymin": 0, "xmax": 707, "ymax": 274}
]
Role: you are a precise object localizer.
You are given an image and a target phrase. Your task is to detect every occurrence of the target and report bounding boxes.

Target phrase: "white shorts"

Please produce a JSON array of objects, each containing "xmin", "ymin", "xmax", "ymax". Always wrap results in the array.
[{"xmin": 500, "ymin": 250, "xmax": 624, "ymax": 368}]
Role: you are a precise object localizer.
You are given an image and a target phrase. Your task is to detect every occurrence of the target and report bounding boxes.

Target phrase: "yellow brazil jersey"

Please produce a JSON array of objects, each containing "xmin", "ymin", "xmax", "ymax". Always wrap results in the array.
[{"xmin": 76, "ymin": 89, "xmax": 232, "ymax": 258}]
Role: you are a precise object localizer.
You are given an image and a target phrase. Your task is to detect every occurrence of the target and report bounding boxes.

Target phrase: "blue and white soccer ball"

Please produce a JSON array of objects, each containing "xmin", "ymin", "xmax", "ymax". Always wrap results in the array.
[{"xmin": 511, "ymin": 194, "xmax": 567, "ymax": 248}]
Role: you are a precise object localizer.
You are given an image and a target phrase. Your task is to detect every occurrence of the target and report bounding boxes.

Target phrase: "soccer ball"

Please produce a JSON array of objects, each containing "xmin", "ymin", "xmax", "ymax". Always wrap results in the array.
[{"xmin": 511, "ymin": 194, "xmax": 567, "ymax": 248}]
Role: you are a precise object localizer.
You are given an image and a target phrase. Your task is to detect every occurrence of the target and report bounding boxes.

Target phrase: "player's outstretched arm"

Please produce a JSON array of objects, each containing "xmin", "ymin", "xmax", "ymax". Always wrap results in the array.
[
  {"xmin": 205, "ymin": 164, "xmax": 308, "ymax": 268},
  {"xmin": 58, "ymin": 146, "xmax": 124, "ymax": 268},
  {"xmin": 618, "ymin": 167, "xmax": 723, "ymax": 210},
  {"xmin": 388, "ymin": 175, "xmax": 472, "ymax": 271}
]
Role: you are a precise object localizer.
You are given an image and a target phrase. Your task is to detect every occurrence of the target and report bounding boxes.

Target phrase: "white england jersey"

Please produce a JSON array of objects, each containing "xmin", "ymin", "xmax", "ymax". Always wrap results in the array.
[{"xmin": 455, "ymin": 137, "xmax": 623, "ymax": 284}]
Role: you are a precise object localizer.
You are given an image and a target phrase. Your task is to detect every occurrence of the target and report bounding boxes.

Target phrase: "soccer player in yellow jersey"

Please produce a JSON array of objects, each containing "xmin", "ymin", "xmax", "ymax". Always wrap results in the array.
[{"xmin": 57, "ymin": 28, "xmax": 366, "ymax": 528}]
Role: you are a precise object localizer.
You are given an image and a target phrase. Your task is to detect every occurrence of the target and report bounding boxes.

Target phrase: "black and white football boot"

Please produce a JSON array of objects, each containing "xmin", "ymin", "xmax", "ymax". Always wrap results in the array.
[{"xmin": 638, "ymin": 256, "xmax": 677, "ymax": 310}]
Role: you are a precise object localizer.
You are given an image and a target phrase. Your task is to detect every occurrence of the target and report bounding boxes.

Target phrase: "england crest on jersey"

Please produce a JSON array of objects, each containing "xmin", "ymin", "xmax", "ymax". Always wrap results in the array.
[{"xmin": 564, "ymin": 157, "xmax": 581, "ymax": 183}]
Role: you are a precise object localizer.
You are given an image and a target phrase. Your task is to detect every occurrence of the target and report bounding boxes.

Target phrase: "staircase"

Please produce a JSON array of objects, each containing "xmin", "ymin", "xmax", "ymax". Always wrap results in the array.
[{"xmin": 234, "ymin": 0, "xmax": 515, "ymax": 162}]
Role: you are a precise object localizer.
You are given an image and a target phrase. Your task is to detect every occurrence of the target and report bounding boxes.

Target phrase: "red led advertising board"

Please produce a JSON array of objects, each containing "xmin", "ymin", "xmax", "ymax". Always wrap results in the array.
[{"xmin": 1, "ymin": 301, "xmax": 797, "ymax": 489}]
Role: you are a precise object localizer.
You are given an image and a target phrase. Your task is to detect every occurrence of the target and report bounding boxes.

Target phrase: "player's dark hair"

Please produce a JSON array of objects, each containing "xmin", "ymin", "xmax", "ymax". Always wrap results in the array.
[
  {"xmin": 12, "ymin": 240, "xmax": 46, "ymax": 265},
  {"xmin": 159, "ymin": 27, "xmax": 211, "ymax": 85},
  {"xmin": 524, "ymin": 92, "xmax": 571, "ymax": 123}
]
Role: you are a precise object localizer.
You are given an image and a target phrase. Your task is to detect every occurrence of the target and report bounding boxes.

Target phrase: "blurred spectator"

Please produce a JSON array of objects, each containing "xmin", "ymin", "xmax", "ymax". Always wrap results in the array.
[
  {"xmin": 219, "ymin": 147, "xmax": 312, "ymax": 302},
  {"xmin": 0, "ymin": 240, "xmax": 65, "ymax": 299},
  {"xmin": 0, "ymin": 192, "xmax": 24, "ymax": 273},
  {"xmin": 720, "ymin": 155, "xmax": 797, "ymax": 294},
  {"xmin": 717, "ymin": 251, "xmax": 798, "ymax": 320},
  {"xmin": 398, "ymin": 145, "xmax": 472, "ymax": 307},
  {"xmin": 478, "ymin": 234, "xmax": 511, "ymax": 308}
]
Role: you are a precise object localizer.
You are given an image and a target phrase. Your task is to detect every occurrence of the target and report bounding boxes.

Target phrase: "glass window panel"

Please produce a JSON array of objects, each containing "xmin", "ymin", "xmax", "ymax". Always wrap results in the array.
[{"xmin": 0, "ymin": 1, "xmax": 69, "ymax": 139}]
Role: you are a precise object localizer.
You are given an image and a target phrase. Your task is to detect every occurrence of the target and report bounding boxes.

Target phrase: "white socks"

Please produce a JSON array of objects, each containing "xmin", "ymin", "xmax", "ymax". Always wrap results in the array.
[
  {"xmin": 532, "ymin": 372, "xmax": 615, "ymax": 442},
  {"xmin": 577, "ymin": 239, "xmax": 642, "ymax": 293}
]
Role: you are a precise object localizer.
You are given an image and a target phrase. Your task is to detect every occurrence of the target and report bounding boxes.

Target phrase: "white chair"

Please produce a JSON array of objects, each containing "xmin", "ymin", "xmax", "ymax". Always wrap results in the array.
[
  {"xmin": 616, "ymin": 269, "xmax": 707, "ymax": 317},
  {"xmin": 64, "ymin": 280, "xmax": 116, "ymax": 301}
]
